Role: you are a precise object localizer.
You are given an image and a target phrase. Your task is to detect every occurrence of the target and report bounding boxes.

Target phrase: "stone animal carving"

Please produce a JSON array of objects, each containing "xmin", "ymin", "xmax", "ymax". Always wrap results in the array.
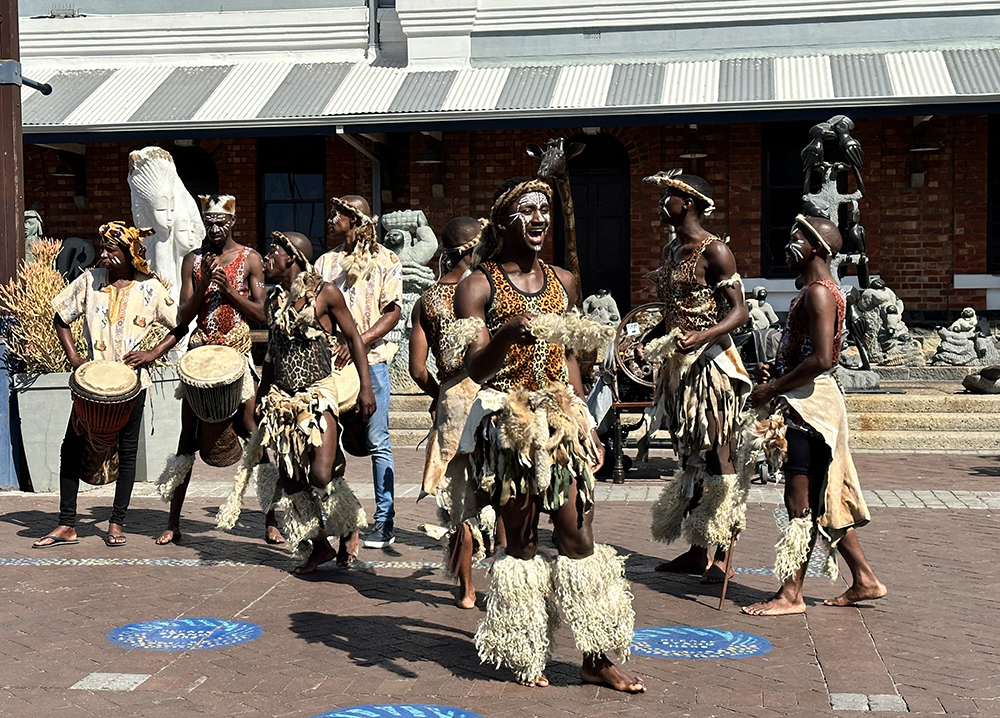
[
  {"xmin": 24, "ymin": 209, "xmax": 44, "ymax": 264},
  {"xmin": 746, "ymin": 286, "xmax": 779, "ymax": 331},
  {"xmin": 963, "ymin": 366, "xmax": 1000, "ymax": 394},
  {"xmin": 127, "ymin": 146, "xmax": 204, "ymax": 300},
  {"xmin": 380, "ymin": 209, "xmax": 439, "ymax": 393},
  {"xmin": 56, "ymin": 237, "xmax": 96, "ymax": 280},
  {"xmin": 932, "ymin": 308, "xmax": 1000, "ymax": 366},
  {"xmin": 855, "ymin": 278, "xmax": 924, "ymax": 366},
  {"xmin": 582, "ymin": 289, "xmax": 621, "ymax": 326},
  {"xmin": 527, "ymin": 138, "xmax": 585, "ymax": 305}
]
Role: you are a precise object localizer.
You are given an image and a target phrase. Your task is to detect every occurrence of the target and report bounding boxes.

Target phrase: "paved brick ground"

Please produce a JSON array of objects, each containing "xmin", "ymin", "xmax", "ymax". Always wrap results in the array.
[{"xmin": 1, "ymin": 450, "xmax": 998, "ymax": 717}]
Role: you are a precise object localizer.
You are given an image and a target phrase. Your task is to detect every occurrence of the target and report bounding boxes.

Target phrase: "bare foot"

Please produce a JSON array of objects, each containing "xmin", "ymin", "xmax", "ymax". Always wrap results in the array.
[
  {"xmin": 655, "ymin": 545, "xmax": 710, "ymax": 573},
  {"xmin": 580, "ymin": 654, "xmax": 645, "ymax": 693},
  {"xmin": 701, "ymin": 559, "xmax": 734, "ymax": 584},
  {"xmin": 295, "ymin": 539, "xmax": 337, "ymax": 574},
  {"xmin": 742, "ymin": 593, "xmax": 806, "ymax": 616},
  {"xmin": 455, "ymin": 587, "xmax": 476, "ymax": 609},
  {"xmin": 336, "ymin": 532, "xmax": 359, "ymax": 567},
  {"xmin": 516, "ymin": 674, "xmax": 549, "ymax": 687},
  {"xmin": 264, "ymin": 525, "xmax": 285, "ymax": 545},
  {"xmin": 32, "ymin": 526, "xmax": 78, "ymax": 547},
  {"xmin": 823, "ymin": 581, "xmax": 887, "ymax": 607},
  {"xmin": 155, "ymin": 527, "xmax": 181, "ymax": 545}
]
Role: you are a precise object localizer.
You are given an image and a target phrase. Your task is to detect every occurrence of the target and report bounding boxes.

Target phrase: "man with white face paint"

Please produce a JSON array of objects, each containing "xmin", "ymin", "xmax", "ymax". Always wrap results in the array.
[
  {"xmin": 452, "ymin": 177, "xmax": 643, "ymax": 693},
  {"xmin": 409, "ymin": 217, "xmax": 497, "ymax": 610},
  {"xmin": 743, "ymin": 215, "xmax": 885, "ymax": 616},
  {"xmin": 642, "ymin": 170, "xmax": 752, "ymax": 586}
]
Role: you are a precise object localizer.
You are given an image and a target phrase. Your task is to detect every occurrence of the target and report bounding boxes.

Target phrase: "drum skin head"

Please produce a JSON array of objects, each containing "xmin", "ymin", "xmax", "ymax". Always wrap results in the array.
[
  {"xmin": 74, "ymin": 360, "xmax": 139, "ymax": 397},
  {"xmin": 179, "ymin": 345, "xmax": 246, "ymax": 388}
]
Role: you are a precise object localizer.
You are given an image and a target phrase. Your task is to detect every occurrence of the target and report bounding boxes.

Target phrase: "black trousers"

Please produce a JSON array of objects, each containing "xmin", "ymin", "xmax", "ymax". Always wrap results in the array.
[{"xmin": 57, "ymin": 390, "xmax": 146, "ymax": 528}]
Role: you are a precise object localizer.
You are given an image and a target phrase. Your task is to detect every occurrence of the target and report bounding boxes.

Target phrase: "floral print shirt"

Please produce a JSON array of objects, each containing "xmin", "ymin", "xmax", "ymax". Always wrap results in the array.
[{"xmin": 53, "ymin": 268, "xmax": 178, "ymax": 389}]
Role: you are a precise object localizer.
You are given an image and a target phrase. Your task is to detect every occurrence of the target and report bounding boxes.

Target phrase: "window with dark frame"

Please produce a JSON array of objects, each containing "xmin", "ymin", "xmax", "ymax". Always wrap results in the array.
[
  {"xmin": 988, "ymin": 115, "xmax": 1000, "ymax": 274},
  {"xmin": 760, "ymin": 121, "xmax": 815, "ymax": 279},
  {"xmin": 258, "ymin": 136, "xmax": 326, "ymax": 259}
]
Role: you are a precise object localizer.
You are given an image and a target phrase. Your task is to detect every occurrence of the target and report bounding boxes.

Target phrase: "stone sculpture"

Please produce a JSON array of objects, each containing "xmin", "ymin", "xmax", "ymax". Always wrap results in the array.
[
  {"xmin": 931, "ymin": 308, "xmax": 1000, "ymax": 366},
  {"xmin": 24, "ymin": 209, "xmax": 43, "ymax": 264},
  {"xmin": 855, "ymin": 278, "xmax": 925, "ymax": 366},
  {"xmin": 962, "ymin": 366, "xmax": 1000, "ymax": 394},
  {"xmin": 56, "ymin": 237, "xmax": 96, "ymax": 280},
  {"xmin": 746, "ymin": 286, "xmax": 779, "ymax": 331},
  {"xmin": 380, "ymin": 209, "xmax": 439, "ymax": 393},
  {"xmin": 582, "ymin": 289, "xmax": 621, "ymax": 326},
  {"xmin": 127, "ymin": 146, "xmax": 205, "ymax": 301}
]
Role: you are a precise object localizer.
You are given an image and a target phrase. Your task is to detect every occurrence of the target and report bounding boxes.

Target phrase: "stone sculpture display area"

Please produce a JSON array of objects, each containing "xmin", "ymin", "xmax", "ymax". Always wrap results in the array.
[
  {"xmin": 582, "ymin": 289, "xmax": 621, "ymax": 327},
  {"xmin": 381, "ymin": 209, "xmax": 439, "ymax": 393},
  {"xmin": 931, "ymin": 308, "xmax": 999, "ymax": 367},
  {"xmin": 746, "ymin": 286, "xmax": 779, "ymax": 331},
  {"xmin": 855, "ymin": 279, "xmax": 924, "ymax": 367}
]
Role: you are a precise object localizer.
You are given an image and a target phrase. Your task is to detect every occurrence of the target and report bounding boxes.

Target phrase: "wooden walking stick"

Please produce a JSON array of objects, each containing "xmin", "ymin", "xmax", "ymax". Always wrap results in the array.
[{"xmin": 717, "ymin": 527, "xmax": 738, "ymax": 611}]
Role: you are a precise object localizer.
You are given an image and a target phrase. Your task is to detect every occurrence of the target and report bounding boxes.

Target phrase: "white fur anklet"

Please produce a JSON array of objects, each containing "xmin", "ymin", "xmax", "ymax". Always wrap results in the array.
[
  {"xmin": 552, "ymin": 544, "xmax": 635, "ymax": 660},
  {"xmin": 774, "ymin": 515, "xmax": 815, "ymax": 583},
  {"xmin": 474, "ymin": 549, "xmax": 553, "ymax": 684},
  {"xmin": 155, "ymin": 453, "xmax": 195, "ymax": 503}
]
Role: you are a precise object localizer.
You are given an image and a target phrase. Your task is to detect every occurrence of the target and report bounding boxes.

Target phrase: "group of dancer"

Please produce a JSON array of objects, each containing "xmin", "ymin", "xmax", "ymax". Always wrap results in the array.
[{"xmin": 30, "ymin": 167, "xmax": 885, "ymax": 692}]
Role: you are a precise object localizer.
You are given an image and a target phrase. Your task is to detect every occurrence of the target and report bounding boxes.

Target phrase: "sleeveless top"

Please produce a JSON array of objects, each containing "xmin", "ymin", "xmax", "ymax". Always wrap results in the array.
[
  {"xmin": 655, "ymin": 236, "xmax": 730, "ymax": 333},
  {"xmin": 192, "ymin": 245, "xmax": 253, "ymax": 354},
  {"xmin": 776, "ymin": 279, "xmax": 845, "ymax": 378},
  {"xmin": 480, "ymin": 259, "xmax": 570, "ymax": 393},
  {"xmin": 265, "ymin": 272, "xmax": 333, "ymax": 394},
  {"xmin": 421, "ymin": 282, "xmax": 464, "ymax": 384}
]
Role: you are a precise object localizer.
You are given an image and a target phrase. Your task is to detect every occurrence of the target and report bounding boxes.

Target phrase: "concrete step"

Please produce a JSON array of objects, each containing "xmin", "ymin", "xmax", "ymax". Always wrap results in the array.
[
  {"xmin": 387, "ymin": 428, "xmax": 430, "ymax": 447},
  {"xmin": 389, "ymin": 394, "xmax": 432, "ymax": 412},
  {"xmin": 851, "ymin": 430, "xmax": 1000, "ymax": 452},
  {"xmin": 849, "ymin": 412, "xmax": 1000, "ymax": 432},
  {"xmin": 845, "ymin": 393, "xmax": 1000, "ymax": 413},
  {"xmin": 389, "ymin": 411, "xmax": 433, "ymax": 430}
]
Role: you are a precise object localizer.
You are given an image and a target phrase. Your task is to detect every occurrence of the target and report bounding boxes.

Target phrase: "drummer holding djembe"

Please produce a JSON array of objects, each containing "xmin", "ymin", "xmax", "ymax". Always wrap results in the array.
[
  {"xmin": 33, "ymin": 222, "xmax": 183, "ymax": 549},
  {"xmin": 154, "ymin": 194, "xmax": 281, "ymax": 546}
]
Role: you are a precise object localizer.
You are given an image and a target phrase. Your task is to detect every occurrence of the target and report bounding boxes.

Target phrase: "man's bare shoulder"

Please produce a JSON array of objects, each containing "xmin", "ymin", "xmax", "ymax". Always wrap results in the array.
[
  {"xmin": 801, "ymin": 281, "xmax": 838, "ymax": 311},
  {"xmin": 703, "ymin": 238, "xmax": 737, "ymax": 264}
]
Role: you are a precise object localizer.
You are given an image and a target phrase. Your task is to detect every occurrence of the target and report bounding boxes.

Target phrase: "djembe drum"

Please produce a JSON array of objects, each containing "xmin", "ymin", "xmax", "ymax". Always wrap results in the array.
[
  {"xmin": 69, "ymin": 360, "xmax": 142, "ymax": 485},
  {"xmin": 178, "ymin": 345, "xmax": 247, "ymax": 467}
]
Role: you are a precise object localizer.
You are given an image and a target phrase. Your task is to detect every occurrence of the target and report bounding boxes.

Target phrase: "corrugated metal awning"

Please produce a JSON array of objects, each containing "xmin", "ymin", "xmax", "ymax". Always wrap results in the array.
[{"xmin": 20, "ymin": 47, "xmax": 1000, "ymax": 135}]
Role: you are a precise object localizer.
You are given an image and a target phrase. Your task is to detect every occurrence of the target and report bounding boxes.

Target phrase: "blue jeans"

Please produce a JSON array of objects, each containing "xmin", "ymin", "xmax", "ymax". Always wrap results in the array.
[{"xmin": 366, "ymin": 362, "xmax": 394, "ymax": 527}]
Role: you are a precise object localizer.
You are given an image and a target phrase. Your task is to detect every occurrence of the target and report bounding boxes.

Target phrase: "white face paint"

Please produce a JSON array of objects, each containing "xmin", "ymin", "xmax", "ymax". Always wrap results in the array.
[
  {"xmin": 786, "ymin": 230, "xmax": 809, "ymax": 263},
  {"xmin": 509, "ymin": 191, "xmax": 550, "ymax": 252}
]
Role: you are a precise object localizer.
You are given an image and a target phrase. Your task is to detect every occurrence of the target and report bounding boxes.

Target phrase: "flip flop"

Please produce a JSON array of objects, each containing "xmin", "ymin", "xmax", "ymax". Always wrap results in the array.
[
  {"xmin": 32, "ymin": 535, "xmax": 80, "ymax": 549},
  {"xmin": 104, "ymin": 534, "xmax": 127, "ymax": 547}
]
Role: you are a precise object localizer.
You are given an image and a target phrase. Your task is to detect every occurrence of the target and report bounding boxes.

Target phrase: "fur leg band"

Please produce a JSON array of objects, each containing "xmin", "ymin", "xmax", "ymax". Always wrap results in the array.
[
  {"xmin": 475, "ymin": 549, "xmax": 553, "ymax": 684},
  {"xmin": 215, "ymin": 423, "xmax": 265, "ymax": 530},
  {"xmin": 318, "ymin": 478, "xmax": 368, "ymax": 538},
  {"xmin": 155, "ymin": 453, "xmax": 195, "ymax": 503},
  {"xmin": 650, "ymin": 466, "xmax": 701, "ymax": 543},
  {"xmin": 683, "ymin": 473, "xmax": 748, "ymax": 547},
  {"xmin": 253, "ymin": 464, "xmax": 280, "ymax": 515},
  {"xmin": 552, "ymin": 544, "xmax": 635, "ymax": 660},
  {"xmin": 774, "ymin": 516, "xmax": 815, "ymax": 583}
]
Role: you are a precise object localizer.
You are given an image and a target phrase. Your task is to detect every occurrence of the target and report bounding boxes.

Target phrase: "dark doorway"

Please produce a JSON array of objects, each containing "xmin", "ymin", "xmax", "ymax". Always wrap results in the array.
[
  {"xmin": 553, "ymin": 133, "xmax": 631, "ymax": 311},
  {"xmin": 171, "ymin": 145, "xmax": 219, "ymax": 198}
]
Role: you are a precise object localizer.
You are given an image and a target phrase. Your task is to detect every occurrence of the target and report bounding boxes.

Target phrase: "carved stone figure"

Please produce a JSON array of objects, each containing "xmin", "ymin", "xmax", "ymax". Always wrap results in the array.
[
  {"xmin": 962, "ymin": 366, "xmax": 1000, "ymax": 394},
  {"xmin": 127, "ymin": 146, "xmax": 205, "ymax": 300},
  {"xmin": 380, "ymin": 209, "xmax": 439, "ymax": 393},
  {"xmin": 527, "ymin": 137, "xmax": 585, "ymax": 304},
  {"xmin": 582, "ymin": 289, "xmax": 621, "ymax": 326},
  {"xmin": 932, "ymin": 308, "xmax": 1000, "ymax": 366},
  {"xmin": 746, "ymin": 285, "xmax": 779, "ymax": 331},
  {"xmin": 24, "ymin": 209, "xmax": 43, "ymax": 264},
  {"xmin": 855, "ymin": 278, "xmax": 924, "ymax": 366},
  {"xmin": 56, "ymin": 237, "xmax": 96, "ymax": 280}
]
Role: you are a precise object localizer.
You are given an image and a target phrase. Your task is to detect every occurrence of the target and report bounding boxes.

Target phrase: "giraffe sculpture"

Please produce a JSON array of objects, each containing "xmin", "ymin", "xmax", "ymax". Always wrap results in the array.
[{"xmin": 527, "ymin": 138, "xmax": 585, "ymax": 306}]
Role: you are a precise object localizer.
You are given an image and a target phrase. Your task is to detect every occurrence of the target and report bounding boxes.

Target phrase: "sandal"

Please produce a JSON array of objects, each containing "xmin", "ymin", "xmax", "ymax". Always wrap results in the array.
[{"xmin": 104, "ymin": 533, "xmax": 127, "ymax": 547}]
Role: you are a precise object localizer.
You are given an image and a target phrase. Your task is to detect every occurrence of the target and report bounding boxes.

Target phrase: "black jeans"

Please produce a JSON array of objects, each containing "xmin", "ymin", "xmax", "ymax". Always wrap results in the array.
[{"xmin": 58, "ymin": 390, "xmax": 146, "ymax": 528}]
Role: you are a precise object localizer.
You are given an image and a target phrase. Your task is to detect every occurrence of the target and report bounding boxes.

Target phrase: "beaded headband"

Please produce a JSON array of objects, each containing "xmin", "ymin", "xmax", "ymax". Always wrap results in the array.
[
  {"xmin": 271, "ymin": 231, "xmax": 312, "ymax": 271},
  {"xmin": 793, "ymin": 214, "xmax": 834, "ymax": 257},
  {"xmin": 329, "ymin": 196, "xmax": 376, "ymax": 228},
  {"xmin": 643, "ymin": 169, "xmax": 716, "ymax": 216}
]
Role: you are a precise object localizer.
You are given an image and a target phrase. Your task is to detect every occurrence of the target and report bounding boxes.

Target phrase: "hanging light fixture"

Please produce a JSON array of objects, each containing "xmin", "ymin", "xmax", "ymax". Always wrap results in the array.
[
  {"xmin": 680, "ymin": 124, "xmax": 707, "ymax": 159},
  {"xmin": 415, "ymin": 136, "xmax": 444, "ymax": 164},
  {"xmin": 51, "ymin": 151, "xmax": 76, "ymax": 177}
]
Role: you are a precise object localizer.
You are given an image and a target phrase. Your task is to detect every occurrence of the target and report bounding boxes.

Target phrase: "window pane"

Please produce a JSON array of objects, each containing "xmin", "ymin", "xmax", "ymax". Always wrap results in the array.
[
  {"xmin": 263, "ymin": 173, "xmax": 292, "ymax": 201},
  {"xmin": 264, "ymin": 203, "xmax": 294, "ymax": 245},
  {"xmin": 293, "ymin": 173, "xmax": 324, "ymax": 201}
]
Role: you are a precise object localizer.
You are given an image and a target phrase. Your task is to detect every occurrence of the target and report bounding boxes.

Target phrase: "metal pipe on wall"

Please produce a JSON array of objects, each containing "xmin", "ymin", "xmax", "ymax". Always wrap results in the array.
[{"xmin": 337, "ymin": 129, "xmax": 381, "ymax": 226}]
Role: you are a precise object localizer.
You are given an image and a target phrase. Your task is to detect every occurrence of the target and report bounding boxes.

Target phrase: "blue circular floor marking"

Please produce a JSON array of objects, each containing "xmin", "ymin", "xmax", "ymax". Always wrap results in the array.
[
  {"xmin": 310, "ymin": 706, "xmax": 483, "ymax": 718},
  {"xmin": 631, "ymin": 626, "xmax": 772, "ymax": 660},
  {"xmin": 107, "ymin": 617, "xmax": 263, "ymax": 651}
]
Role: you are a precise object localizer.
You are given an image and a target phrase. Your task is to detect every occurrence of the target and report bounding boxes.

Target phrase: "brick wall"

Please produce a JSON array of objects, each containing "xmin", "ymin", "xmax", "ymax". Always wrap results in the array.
[{"xmin": 22, "ymin": 112, "xmax": 993, "ymax": 316}]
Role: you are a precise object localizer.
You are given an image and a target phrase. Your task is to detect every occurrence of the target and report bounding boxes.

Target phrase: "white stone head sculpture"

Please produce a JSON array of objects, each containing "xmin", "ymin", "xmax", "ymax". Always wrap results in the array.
[{"xmin": 127, "ymin": 146, "xmax": 205, "ymax": 299}]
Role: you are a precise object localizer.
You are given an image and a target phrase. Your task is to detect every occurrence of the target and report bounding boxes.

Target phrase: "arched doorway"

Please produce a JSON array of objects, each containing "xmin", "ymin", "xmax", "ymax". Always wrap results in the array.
[{"xmin": 554, "ymin": 133, "xmax": 631, "ymax": 311}]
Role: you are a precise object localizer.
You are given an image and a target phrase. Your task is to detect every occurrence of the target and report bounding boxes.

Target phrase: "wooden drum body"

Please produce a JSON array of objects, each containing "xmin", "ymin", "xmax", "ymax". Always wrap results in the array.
[
  {"xmin": 179, "ymin": 345, "xmax": 248, "ymax": 468},
  {"xmin": 69, "ymin": 360, "xmax": 142, "ymax": 485}
]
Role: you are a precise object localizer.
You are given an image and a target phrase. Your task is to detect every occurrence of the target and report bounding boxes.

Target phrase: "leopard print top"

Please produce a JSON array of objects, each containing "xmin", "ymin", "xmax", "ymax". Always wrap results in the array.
[
  {"xmin": 658, "ymin": 235, "xmax": 730, "ymax": 333},
  {"xmin": 266, "ymin": 272, "xmax": 333, "ymax": 394},
  {"xmin": 421, "ymin": 281, "xmax": 464, "ymax": 384},
  {"xmin": 480, "ymin": 259, "xmax": 570, "ymax": 392}
]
